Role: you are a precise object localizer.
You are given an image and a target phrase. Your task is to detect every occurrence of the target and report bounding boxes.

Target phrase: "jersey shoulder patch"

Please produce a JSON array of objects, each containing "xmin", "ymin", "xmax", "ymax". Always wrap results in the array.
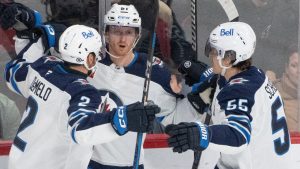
[
  {"xmin": 152, "ymin": 56, "xmax": 164, "ymax": 66},
  {"xmin": 43, "ymin": 55, "xmax": 63, "ymax": 63},
  {"xmin": 73, "ymin": 79, "xmax": 90, "ymax": 86},
  {"xmin": 229, "ymin": 77, "xmax": 249, "ymax": 86}
]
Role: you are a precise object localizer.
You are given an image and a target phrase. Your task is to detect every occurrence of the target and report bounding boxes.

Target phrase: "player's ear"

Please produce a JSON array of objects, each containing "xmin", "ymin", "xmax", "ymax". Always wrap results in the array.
[
  {"xmin": 87, "ymin": 53, "xmax": 96, "ymax": 68},
  {"xmin": 222, "ymin": 57, "xmax": 232, "ymax": 67},
  {"xmin": 170, "ymin": 74, "xmax": 182, "ymax": 94}
]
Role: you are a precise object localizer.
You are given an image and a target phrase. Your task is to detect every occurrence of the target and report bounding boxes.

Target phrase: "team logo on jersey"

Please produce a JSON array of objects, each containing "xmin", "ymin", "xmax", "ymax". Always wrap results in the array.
[
  {"xmin": 152, "ymin": 57, "xmax": 163, "ymax": 66},
  {"xmin": 45, "ymin": 70, "xmax": 53, "ymax": 76},
  {"xmin": 44, "ymin": 56, "xmax": 62, "ymax": 63},
  {"xmin": 229, "ymin": 78, "xmax": 248, "ymax": 85},
  {"xmin": 98, "ymin": 90, "xmax": 123, "ymax": 113},
  {"xmin": 74, "ymin": 79, "xmax": 89, "ymax": 85}
]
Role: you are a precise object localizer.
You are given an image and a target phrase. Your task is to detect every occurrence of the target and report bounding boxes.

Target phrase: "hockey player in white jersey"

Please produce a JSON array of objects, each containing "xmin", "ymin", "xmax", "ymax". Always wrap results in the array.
[
  {"xmin": 0, "ymin": 3, "xmax": 160, "ymax": 169},
  {"xmin": 87, "ymin": 3, "xmax": 206, "ymax": 169},
  {"xmin": 165, "ymin": 22, "xmax": 292, "ymax": 169}
]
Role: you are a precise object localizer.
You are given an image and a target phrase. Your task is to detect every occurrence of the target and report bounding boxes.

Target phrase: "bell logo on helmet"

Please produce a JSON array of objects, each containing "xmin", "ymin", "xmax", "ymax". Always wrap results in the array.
[
  {"xmin": 82, "ymin": 30, "xmax": 94, "ymax": 39},
  {"xmin": 220, "ymin": 28, "xmax": 234, "ymax": 36}
]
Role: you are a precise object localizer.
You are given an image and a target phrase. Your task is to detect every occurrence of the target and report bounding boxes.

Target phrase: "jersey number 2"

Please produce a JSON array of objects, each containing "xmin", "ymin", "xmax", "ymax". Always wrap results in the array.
[
  {"xmin": 13, "ymin": 96, "xmax": 38, "ymax": 151},
  {"xmin": 271, "ymin": 97, "xmax": 290, "ymax": 155}
]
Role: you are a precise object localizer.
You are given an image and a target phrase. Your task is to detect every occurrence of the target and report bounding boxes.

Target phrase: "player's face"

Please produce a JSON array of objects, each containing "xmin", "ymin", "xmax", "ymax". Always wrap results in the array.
[
  {"xmin": 286, "ymin": 52, "xmax": 299, "ymax": 85},
  {"xmin": 209, "ymin": 48, "xmax": 222, "ymax": 74},
  {"xmin": 106, "ymin": 26, "xmax": 138, "ymax": 57},
  {"xmin": 170, "ymin": 74, "xmax": 182, "ymax": 94}
]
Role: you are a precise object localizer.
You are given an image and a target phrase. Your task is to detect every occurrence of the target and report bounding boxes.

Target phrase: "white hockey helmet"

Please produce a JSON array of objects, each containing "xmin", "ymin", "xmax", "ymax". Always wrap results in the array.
[
  {"xmin": 104, "ymin": 4, "xmax": 141, "ymax": 34},
  {"xmin": 206, "ymin": 22, "xmax": 256, "ymax": 65},
  {"xmin": 59, "ymin": 25, "xmax": 102, "ymax": 70}
]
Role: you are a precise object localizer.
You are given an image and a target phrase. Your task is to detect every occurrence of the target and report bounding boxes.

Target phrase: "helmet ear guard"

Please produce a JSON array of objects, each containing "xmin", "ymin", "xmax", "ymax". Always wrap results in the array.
[{"xmin": 204, "ymin": 38, "xmax": 211, "ymax": 58}]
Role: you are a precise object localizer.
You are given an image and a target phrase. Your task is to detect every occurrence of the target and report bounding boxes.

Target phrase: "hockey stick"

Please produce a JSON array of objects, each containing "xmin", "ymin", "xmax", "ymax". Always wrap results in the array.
[
  {"xmin": 191, "ymin": 0, "xmax": 198, "ymax": 57},
  {"xmin": 191, "ymin": 0, "xmax": 239, "ymax": 169},
  {"xmin": 133, "ymin": 0, "xmax": 159, "ymax": 168},
  {"xmin": 192, "ymin": 107, "xmax": 211, "ymax": 169},
  {"xmin": 217, "ymin": 0, "xmax": 239, "ymax": 22}
]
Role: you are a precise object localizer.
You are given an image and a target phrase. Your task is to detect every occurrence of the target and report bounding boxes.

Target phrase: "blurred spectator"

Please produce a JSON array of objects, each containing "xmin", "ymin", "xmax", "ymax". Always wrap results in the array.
[
  {"xmin": 265, "ymin": 70, "xmax": 277, "ymax": 82},
  {"xmin": 267, "ymin": 45, "xmax": 299, "ymax": 131},
  {"xmin": 41, "ymin": 0, "xmax": 99, "ymax": 28},
  {"xmin": 251, "ymin": 0, "xmax": 269, "ymax": 7},
  {"xmin": 0, "ymin": 93, "xmax": 21, "ymax": 140},
  {"xmin": 0, "ymin": 28, "xmax": 16, "ymax": 58}
]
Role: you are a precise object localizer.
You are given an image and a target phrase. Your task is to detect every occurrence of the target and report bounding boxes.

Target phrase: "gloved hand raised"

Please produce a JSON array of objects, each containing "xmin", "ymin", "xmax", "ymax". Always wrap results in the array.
[
  {"xmin": 165, "ymin": 122, "xmax": 211, "ymax": 153},
  {"xmin": 188, "ymin": 73, "xmax": 218, "ymax": 114},
  {"xmin": 178, "ymin": 60, "xmax": 209, "ymax": 86},
  {"xmin": 111, "ymin": 101, "xmax": 160, "ymax": 136},
  {"xmin": 0, "ymin": 1, "xmax": 13, "ymax": 14},
  {"xmin": 0, "ymin": 3, "xmax": 41, "ymax": 30}
]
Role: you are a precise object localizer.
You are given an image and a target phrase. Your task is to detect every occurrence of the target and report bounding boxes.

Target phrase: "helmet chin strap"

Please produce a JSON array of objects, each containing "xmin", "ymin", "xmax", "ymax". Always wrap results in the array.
[
  {"xmin": 84, "ymin": 61, "xmax": 97, "ymax": 78},
  {"xmin": 105, "ymin": 48, "xmax": 121, "ymax": 59},
  {"xmin": 105, "ymin": 35, "xmax": 141, "ymax": 59},
  {"xmin": 218, "ymin": 57, "xmax": 232, "ymax": 76}
]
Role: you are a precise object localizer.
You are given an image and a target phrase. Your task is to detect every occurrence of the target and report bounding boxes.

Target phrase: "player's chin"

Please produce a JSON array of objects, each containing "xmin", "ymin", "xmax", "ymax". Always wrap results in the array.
[
  {"xmin": 115, "ymin": 51, "xmax": 128, "ymax": 57},
  {"xmin": 117, "ymin": 48, "xmax": 130, "ymax": 55}
]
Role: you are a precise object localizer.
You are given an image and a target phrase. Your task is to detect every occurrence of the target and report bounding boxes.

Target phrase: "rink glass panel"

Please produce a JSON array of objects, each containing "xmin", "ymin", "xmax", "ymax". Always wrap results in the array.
[{"xmin": 0, "ymin": 0, "xmax": 299, "ymax": 139}]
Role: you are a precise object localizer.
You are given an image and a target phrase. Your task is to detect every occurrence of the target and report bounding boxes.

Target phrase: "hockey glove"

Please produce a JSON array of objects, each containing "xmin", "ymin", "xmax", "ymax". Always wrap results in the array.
[
  {"xmin": 0, "ymin": 3, "xmax": 42, "ymax": 31},
  {"xmin": 188, "ymin": 74, "xmax": 218, "ymax": 114},
  {"xmin": 0, "ymin": 1, "xmax": 13, "ymax": 14},
  {"xmin": 178, "ymin": 60, "xmax": 210, "ymax": 86},
  {"xmin": 111, "ymin": 101, "xmax": 161, "ymax": 136},
  {"xmin": 165, "ymin": 122, "xmax": 210, "ymax": 153}
]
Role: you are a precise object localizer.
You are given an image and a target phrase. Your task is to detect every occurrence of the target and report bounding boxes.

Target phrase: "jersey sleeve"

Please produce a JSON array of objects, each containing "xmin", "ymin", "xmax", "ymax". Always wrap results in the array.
[
  {"xmin": 65, "ymin": 81, "xmax": 120, "ymax": 145},
  {"xmin": 5, "ymin": 37, "xmax": 45, "ymax": 97},
  {"xmin": 208, "ymin": 80, "xmax": 257, "ymax": 154}
]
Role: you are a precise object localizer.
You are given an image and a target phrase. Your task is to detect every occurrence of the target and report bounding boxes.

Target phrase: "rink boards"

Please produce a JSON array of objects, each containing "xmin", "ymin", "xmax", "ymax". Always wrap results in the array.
[{"xmin": 0, "ymin": 133, "xmax": 299, "ymax": 169}]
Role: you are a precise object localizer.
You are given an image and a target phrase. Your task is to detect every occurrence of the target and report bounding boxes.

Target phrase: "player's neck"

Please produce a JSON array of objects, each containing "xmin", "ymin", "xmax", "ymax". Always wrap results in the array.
[
  {"xmin": 69, "ymin": 65, "xmax": 88, "ymax": 75},
  {"xmin": 224, "ymin": 68, "xmax": 242, "ymax": 81},
  {"xmin": 110, "ymin": 52, "xmax": 135, "ymax": 67}
]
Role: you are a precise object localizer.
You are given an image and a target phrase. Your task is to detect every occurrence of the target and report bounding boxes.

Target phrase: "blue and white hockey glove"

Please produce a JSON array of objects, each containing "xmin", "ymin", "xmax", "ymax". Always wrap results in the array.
[
  {"xmin": 165, "ymin": 122, "xmax": 211, "ymax": 153},
  {"xmin": 0, "ymin": 2, "xmax": 42, "ymax": 31},
  {"xmin": 0, "ymin": 2, "xmax": 66, "ymax": 52},
  {"xmin": 187, "ymin": 73, "xmax": 218, "ymax": 114},
  {"xmin": 111, "ymin": 101, "xmax": 161, "ymax": 136},
  {"xmin": 178, "ymin": 60, "xmax": 209, "ymax": 86}
]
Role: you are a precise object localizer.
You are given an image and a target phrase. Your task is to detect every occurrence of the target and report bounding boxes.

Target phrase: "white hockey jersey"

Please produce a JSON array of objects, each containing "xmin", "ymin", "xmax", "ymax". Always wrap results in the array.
[
  {"xmin": 207, "ymin": 67, "xmax": 292, "ymax": 169},
  {"xmin": 5, "ymin": 38, "xmax": 120, "ymax": 169},
  {"xmin": 88, "ymin": 52, "xmax": 202, "ymax": 167}
]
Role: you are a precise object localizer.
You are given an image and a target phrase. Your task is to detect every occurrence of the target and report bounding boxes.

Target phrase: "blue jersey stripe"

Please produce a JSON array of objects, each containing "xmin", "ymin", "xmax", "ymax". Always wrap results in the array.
[
  {"xmin": 227, "ymin": 115, "xmax": 252, "ymax": 130},
  {"xmin": 228, "ymin": 122, "xmax": 251, "ymax": 144},
  {"xmin": 69, "ymin": 110, "xmax": 95, "ymax": 127},
  {"xmin": 10, "ymin": 64, "xmax": 23, "ymax": 95},
  {"xmin": 71, "ymin": 125, "xmax": 79, "ymax": 144}
]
